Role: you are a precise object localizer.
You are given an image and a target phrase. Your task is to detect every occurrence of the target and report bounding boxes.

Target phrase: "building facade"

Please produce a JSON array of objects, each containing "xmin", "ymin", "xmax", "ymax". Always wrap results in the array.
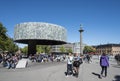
[
  {"xmin": 51, "ymin": 43, "xmax": 73, "ymax": 53},
  {"xmin": 95, "ymin": 44, "xmax": 120, "ymax": 55},
  {"xmin": 14, "ymin": 22, "xmax": 67, "ymax": 55},
  {"xmin": 51, "ymin": 42, "xmax": 86, "ymax": 54}
]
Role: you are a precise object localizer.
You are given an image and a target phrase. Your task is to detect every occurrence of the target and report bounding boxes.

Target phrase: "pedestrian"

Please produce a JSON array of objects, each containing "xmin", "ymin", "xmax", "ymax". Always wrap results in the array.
[
  {"xmin": 0, "ymin": 53, "xmax": 3, "ymax": 63},
  {"xmin": 66, "ymin": 53, "xmax": 73, "ymax": 77},
  {"xmin": 100, "ymin": 53, "xmax": 109, "ymax": 78},
  {"xmin": 73, "ymin": 53, "xmax": 83, "ymax": 78},
  {"xmin": 86, "ymin": 54, "xmax": 90, "ymax": 63},
  {"xmin": 115, "ymin": 54, "xmax": 120, "ymax": 65}
]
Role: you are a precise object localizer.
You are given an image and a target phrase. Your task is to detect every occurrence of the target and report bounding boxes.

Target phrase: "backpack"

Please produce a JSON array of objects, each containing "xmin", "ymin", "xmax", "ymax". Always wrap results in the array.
[{"xmin": 73, "ymin": 61, "xmax": 80, "ymax": 67}]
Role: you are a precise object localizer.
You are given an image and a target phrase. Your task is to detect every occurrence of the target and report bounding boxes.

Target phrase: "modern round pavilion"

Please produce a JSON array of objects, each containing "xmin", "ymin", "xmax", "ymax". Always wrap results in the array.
[{"xmin": 14, "ymin": 22, "xmax": 67, "ymax": 55}]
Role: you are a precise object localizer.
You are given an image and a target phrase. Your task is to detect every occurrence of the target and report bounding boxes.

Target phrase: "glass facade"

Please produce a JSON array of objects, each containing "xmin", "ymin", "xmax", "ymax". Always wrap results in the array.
[{"xmin": 14, "ymin": 22, "xmax": 67, "ymax": 42}]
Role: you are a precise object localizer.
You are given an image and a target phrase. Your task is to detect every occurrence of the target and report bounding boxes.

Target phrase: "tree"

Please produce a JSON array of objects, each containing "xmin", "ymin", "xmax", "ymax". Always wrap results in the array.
[
  {"xmin": 83, "ymin": 46, "xmax": 96, "ymax": 54},
  {"xmin": 44, "ymin": 45, "xmax": 51, "ymax": 54},
  {"xmin": 36, "ymin": 45, "xmax": 51, "ymax": 54},
  {"xmin": 0, "ymin": 23, "xmax": 7, "ymax": 39},
  {"xmin": 21, "ymin": 46, "xmax": 28, "ymax": 54},
  {"xmin": 5, "ymin": 38, "xmax": 18, "ymax": 53},
  {"xmin": 59, "ymin": 45, "xmax": 66, "ymax": 52},
  {"xmin": 66, "ymin": 48, "xmax": 73, "ymax": 53},
  {"xmin": 21, "ymin": 45, "xmax": 51, "ymax": 55},
  {"xmin": 0, "ymin": 37, "xmax": 6, "ymax": 50},
  {"xmin": 0, "ymin": 23, "xmax": 7, "ymax": 50},
  {"xmin": 0, "ymin": 22, "xmax": 19, "ymax": 52},
  {"xmin": 36, "ymin": 45, "xmax": 42, "ymax": 54}
]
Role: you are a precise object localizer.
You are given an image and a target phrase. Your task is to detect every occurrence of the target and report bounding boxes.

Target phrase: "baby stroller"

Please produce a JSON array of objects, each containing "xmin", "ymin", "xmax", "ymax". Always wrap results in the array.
[{"xmin": 72, "ymin": 59, "xmax": 83, "ymax": 78}]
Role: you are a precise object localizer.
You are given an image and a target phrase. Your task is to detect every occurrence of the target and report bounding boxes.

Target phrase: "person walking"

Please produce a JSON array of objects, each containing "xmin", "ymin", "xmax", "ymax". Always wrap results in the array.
[
  {"xmin": 100, "ymin": 52, "xmax": 109, "ymax": 78},
  {"xmin": 86, "ymin": 54, "xmax": 90, "ymax": 63},
  {"xmin": 66, "ymin": 53, "xmax": 73, "ymax": 77},
  {"xmin": 73, "ymin": 53, "xmax": 83, "ymax": 78}
]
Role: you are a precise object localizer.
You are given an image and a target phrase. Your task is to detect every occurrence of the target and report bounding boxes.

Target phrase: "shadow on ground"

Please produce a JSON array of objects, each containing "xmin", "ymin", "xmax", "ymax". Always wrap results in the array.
[
  {"xmin": 92, "ymin": 72, "xmax": 101, "ymax": 79},
  {"xmin": 113, "ymin": 75, "xmax": 120, "ymax": 81}
]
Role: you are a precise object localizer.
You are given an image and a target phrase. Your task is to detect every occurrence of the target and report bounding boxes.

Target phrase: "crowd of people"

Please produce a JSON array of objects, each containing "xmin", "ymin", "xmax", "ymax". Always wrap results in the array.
[
  {"xmin": 28, "ymin": 53, "xmax": 66, "ymax": 63},
  {"xmin": 27, "ymin": 53, "xmax": 118, "ymax": 79},
  {"xmin": 0, "ymin": 51, "xmax": 119, "ymax": 80},
  {"xmin": 0, "ymin": 52, "xmax": 22, "ymax": 69},
  {"xmin": 0, "ymin": 52, "xmax": 66, "ymax": 69}
]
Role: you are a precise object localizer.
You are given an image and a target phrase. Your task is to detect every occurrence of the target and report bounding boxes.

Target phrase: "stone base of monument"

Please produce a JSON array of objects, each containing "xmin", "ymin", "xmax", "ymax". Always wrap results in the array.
[{"xmin": 16, "ymin": 59, "xmax": 28, "ymax": 68}]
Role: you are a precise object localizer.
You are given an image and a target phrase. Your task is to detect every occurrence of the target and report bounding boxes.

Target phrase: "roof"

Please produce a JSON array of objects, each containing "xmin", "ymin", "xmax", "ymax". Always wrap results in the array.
[{"xmin": 95, "ymin": 44, "xmax": 120, "ymax": 48}]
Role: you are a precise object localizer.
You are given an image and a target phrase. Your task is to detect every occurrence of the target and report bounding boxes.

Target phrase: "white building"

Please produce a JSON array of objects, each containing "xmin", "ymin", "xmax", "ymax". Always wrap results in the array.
[
  {"xmin": 73, "ymin": 42, "xmax": 86, "ymax": 54},
  {"xmin": 51, "ymin": 42, "xmax": 86, "ymax": 54}
]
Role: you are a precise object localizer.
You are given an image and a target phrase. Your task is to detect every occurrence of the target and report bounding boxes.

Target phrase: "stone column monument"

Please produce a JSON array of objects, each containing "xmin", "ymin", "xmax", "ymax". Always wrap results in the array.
[{"xmin": 79, "ymin": 24, "xmax": 84, "ymax": 56}]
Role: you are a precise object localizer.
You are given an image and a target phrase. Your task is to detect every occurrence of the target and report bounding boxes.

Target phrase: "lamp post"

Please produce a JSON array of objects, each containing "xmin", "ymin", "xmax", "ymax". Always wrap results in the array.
[{"xmin": 79, "ymin": 24, "xmax": 84, "ymax": 56}]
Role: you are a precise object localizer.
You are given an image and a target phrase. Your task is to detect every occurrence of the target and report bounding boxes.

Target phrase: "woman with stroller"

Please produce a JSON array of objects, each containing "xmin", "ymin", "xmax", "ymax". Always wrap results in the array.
[{"xmin": 73, "ymin": 53, "xmax": 83, "ymax": 78}]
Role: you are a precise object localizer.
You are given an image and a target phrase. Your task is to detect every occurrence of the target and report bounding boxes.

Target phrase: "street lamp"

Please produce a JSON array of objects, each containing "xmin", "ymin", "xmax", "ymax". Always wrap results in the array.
[{"xmin": 79, "ymin": 24, "xmax": 84, "ymax": 56}]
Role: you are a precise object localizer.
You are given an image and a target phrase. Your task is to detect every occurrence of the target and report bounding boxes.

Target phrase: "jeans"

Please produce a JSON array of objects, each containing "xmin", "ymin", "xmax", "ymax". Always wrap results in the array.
[{"xmin": 67, "ymin": 64, "xmax": 73, "ymax": 75}]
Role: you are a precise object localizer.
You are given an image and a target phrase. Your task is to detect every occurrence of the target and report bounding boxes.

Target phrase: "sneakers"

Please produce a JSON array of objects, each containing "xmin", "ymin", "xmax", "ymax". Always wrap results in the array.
[
  {"xmin": 99, "ymin": 74, "xmax": 107, "ymax": 79},
  {"xmin": 66, "ymin": 74, "xmax": 72, "ymax": 77},
  {"xmin": 101, "ymin": 74, "xmax": 107, "ymax": 77},
  {"xmin": 103, "ymin": 75, "xmax": 107, "ymax": 78}
]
